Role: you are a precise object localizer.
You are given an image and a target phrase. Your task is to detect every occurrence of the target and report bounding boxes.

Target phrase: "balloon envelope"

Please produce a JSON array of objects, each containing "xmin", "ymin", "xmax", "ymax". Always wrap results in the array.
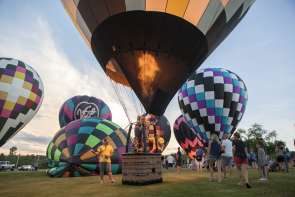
[
  {"xmin": 178, "ymin": 68, "xmax": 248, "ymax": 140},
  {"xmin": 59, "ymin": 95, "xmax": 112, "ymax": 128},
  {"xmin": 0, "ymin": 58, "xmax": 44, "ymax": 146},
  {"xmin": 173, "ymin": 115, "xmax": 205, "ymax": 159},
  {"xmin": 61, "ymin": 0, "xmax": 254, "ymax": 115},
  {"xmin": 47, "ymin": 118, "xmax": 128, "ymax": 177}
]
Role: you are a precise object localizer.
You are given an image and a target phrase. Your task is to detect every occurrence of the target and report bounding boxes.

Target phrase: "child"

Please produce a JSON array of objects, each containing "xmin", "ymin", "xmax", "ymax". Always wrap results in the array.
[{"xmin": 257, "ymin": 140, "xmax": 268, "ymax": 181}]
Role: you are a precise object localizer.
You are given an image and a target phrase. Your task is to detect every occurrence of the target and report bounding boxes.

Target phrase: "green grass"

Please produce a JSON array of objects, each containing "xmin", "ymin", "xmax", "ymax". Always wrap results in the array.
[{"xmin": 0, "ymin": 168, "xmax": 294, "ymax": 197}]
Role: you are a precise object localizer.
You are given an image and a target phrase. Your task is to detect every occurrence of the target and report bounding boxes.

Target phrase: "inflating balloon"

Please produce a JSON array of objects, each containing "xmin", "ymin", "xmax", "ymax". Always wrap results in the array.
[
  {"xmin": 178, "ymin": 68, "xmax": 248, "ymax": 140},
  {"xmin": 173, "ymin": 115, "xmax": 205, "ymax": 159},
  {"xmin": 61, "ymin": 0, "xmax": 255, "ymax": 116},
  {"xmin": 143, "ymin": 114, "xmax": 171, "ymax": 153},
  {"xmin": 47, "ymin": 118, "xmax": 128, "ymax": 177},
  {"xmin": 0, "ymin": 58, "xmax": 44, "ymax": 146},
  {"xmin": 59, "ymin": 95, "xmax": 112, "ymax": 128}
]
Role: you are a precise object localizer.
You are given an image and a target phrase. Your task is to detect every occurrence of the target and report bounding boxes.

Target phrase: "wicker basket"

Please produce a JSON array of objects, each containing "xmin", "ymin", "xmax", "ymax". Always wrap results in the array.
[{"xmin": 122, "ymin": 153, "xmax": 163, "ymax": 185}]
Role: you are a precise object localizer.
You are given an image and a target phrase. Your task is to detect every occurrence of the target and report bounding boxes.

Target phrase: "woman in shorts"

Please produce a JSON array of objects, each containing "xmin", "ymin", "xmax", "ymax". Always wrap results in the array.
[{"xmin": 233, "ymin": 133, "xmax": 251, "ymax": 188}]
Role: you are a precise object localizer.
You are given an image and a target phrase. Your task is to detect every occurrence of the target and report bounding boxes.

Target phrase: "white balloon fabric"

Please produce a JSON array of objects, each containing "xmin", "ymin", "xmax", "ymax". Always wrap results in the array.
[{"xmin": 0, "ymin": 58, "xmax": 44, "ymax": 146}]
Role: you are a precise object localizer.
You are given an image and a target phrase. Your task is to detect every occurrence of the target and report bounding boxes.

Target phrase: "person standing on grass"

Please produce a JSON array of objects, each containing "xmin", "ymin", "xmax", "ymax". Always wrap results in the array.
[
  {"xmin": 196, "ymin": 148, "xmax": 205, "ymax": 173},
  {"xmin": 167, "ymin": 154, "xmax": 175, "ymax": 168},
  {"xmin": 256, "ymin": 140, "xmax": 268, "ymax": 181},
  {"xmin": 176, "ymin": 147, "xmax": 182, "ymax": 173},
  {"xmin": 249, "ymin": 148, "xmax": 257, "ymax": 169},
  {"xmin": 233, "ymin": 132, "xmax": 251, "ymax": 188},
  {"xmin": 221, "ymin": 133, "xmax": 233, "ymax": 178},
  {"xmin": 96, "ymin": 138, "xmax": 115, "ymax": 183},
  {"xmin": 283, "ymin": 147, "xmax": 290, "ymax": 173},
  {"xmin": 207, "ymin": 133, "xmax": 222, "ymax": 182}
]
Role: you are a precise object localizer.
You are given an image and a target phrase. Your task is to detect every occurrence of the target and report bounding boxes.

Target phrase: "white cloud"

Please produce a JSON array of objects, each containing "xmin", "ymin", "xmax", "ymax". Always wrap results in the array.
[{"xmin": 0, "ymin": 16, "xmax": 131, "ymax": 154}]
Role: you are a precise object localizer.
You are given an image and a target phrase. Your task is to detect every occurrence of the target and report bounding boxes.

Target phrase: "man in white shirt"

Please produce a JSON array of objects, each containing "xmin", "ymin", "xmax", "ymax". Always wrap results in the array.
[
  {"xmin": 167, "ymin": 154, "xmax": 175, "ymax": 168},
  {"xmin": 221, "ymin": 133, "xmax": 233, "ymax": 178}
]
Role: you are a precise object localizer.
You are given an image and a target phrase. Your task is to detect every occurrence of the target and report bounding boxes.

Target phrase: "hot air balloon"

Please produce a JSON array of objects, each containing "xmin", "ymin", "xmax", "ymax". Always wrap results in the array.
[
  {"xmin": 178, "ymin": 68, "xmax": 248, "ymax": 141},
  {"xmin": 0, "ymin": 58, "xmax": 44, "ymax": 146},
  {"xmin": 59, "ymin": 95, "xmax": 112, "ymax": 128},
  {"xmin": 60, "ymin": 0, "xmax": 255, "ymax": 117},
  {"xmin": 173, "ymin": 115, "xmax": 205, "ymax": 159},
  {"xmin": 144, "ymin": 114, "xmax": 171, "ymax": 153},
  {"xmin": 47, "ymin": 118, "xmax": 129, "ymax": 177}
]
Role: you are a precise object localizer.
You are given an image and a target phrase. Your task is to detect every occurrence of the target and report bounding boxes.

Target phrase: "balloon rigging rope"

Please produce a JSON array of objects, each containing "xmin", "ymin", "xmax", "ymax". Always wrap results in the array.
[{"xmin": 107, "ymin": 76, "xmax": 132, "ymax": 123}]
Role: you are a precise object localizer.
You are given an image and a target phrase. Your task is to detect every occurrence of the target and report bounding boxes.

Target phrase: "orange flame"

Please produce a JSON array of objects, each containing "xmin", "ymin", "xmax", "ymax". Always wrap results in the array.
[{"xmin": 137, "ymin": 52, "xmax": 160, "ymax": 96}]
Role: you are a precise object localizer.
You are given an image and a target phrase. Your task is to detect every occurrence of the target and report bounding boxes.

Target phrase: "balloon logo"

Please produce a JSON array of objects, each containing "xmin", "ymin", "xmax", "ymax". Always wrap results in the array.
[
  {"xmin": 47, "ymin": 118, "xmax": 129, "ymax": 177},
  {"xmin": 74, "ymin": 102, "xmax": 99, "ymax": 119},
  {"xmin": 178, "ymin": 68, "xmax": 248, "ymax": 140},
  {"xmin": 0, "ymin": 58, "xmax": 44, "ymax": 146},
  {"xmin": 59, "ymin": 95, "xmax": 112, "ymax": 128}
]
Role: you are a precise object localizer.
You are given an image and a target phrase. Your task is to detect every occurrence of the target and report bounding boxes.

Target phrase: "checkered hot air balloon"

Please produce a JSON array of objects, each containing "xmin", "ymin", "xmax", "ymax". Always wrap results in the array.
[
  {"xmin": 178, "ymin": 68, "xmax": 248, "ymax": 142},
  {"xmin": 59, "ymin": 95, "xmax": 112, "ymax": 128},
  {"xmin": 0, "ymin": 58, "xmax": 44, "ymax": 147},
  {"xmin": 173, "ymin": 115, "xmax": 205, "ymax": 159},
  {"xmin": 47, "ymin": 118, "xmax": 129, "ymax": 177}
]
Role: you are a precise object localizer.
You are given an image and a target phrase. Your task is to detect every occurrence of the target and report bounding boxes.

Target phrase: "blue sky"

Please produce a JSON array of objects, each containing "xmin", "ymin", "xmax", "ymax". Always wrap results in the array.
[{"xmin": 0, "ymin": 0, "xmax": 294, "ymax": 154}]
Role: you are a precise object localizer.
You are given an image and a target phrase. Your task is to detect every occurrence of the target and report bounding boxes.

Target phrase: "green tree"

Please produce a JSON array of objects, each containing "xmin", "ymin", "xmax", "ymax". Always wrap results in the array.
[{"xmin": 9, "ymin": 146, "xmax": 17, "ymax": 156}]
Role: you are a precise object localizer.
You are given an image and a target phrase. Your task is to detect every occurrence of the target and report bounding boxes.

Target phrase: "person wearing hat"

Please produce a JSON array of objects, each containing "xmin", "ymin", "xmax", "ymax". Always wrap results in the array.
[{"xmin": 96, "ymin": 138, "xmax": 115, "ymax": 183}]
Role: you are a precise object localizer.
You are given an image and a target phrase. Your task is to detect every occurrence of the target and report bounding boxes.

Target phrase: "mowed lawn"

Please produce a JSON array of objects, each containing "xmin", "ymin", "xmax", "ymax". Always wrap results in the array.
[{"xmin": 0, "ymin": 168, "xmax": 294, "ymax": 197}]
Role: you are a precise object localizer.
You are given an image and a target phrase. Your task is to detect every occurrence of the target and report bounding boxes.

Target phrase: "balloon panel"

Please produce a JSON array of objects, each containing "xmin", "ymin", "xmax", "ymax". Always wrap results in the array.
[
  {"xmin": 59, "ymin": 95, "xmax": 112, "ymax": 128},
  {"xmin": 144, "ymin": 114, "xmax": 171, "ymax": 153},
  {"xmin": 173, "ymin": 115, "xmax": 205, "ymax": 159},
  {"xmin": 61, "ymin": 0, "xmax": 255, "ymax": 116},
  {"xmin": 178, "ymin": 68, "xmax": 248, "ymax": 140},
  {"xmin": 0, "ymin": 58, "xmax": 44, "ymax": 146},
  {"xmin": 47, "ymin": 118, "xmax": 128, "ymax": 177}
]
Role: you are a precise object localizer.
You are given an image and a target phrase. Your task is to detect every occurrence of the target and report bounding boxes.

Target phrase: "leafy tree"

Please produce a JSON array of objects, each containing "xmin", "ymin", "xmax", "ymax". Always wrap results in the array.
[
  {"xmin": 9, "ymin": 146, "xmax": 17, "ymax": 155},
  {"xmin": 236, "ymin": 124, "xmax": 285, "ymax": 158}
]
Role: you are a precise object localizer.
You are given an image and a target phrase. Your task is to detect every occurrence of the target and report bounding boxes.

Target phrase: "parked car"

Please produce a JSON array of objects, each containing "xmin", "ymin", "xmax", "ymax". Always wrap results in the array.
[
  {"xmin": 0, "ymin": 161, "xmax": 15, "ymax": 171},
  {"xmin": 18, "ymin": 165, "xmax": 37, "ymax": 171}
]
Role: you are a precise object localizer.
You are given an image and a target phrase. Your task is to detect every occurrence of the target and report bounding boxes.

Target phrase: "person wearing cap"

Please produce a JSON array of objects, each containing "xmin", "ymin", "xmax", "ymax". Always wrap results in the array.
[{"xmin": 96, "ymin": 138, "xmax": 115, "ymax": 183}]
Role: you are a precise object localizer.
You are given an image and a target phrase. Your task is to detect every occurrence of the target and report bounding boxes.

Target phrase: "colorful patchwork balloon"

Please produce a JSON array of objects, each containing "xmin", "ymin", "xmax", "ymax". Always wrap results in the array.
[
  {"xmin": 47, "ymin": 118, "xmax": 128, "ymax": 177},
  {"xmin": 144, "ymin": 114, "xmax": 171, "ymax": 153},
  {"xmin": 173, "ymin": 115, "xmax": 205, "ymax": 159},
  {"xmin": 59, "ymin": 95, "xmax": 112, "ymax": 128},
  {"xmin": 178, "ymin": 68, "xmax": 248, "ymax": 141},
  {"xmin": 0, "ymin": 58, "xmax": 43, "ymax": 146}
]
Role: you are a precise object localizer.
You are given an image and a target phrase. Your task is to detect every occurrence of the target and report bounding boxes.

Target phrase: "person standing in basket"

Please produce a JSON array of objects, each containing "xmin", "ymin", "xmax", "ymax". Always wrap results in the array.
[
  {"xmin": 96, "ymin": 138, "xmax": 115, "ymax": 183},
  {"xmin": 134, "ymin": 116, "xmax": 147, "ymax": 153}
]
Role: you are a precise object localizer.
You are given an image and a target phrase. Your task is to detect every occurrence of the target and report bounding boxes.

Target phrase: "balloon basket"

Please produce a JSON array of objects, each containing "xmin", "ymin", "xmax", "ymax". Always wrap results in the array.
[{"xmin": 122, "ymin": 153, "xmax": 162, "ymax": 185}]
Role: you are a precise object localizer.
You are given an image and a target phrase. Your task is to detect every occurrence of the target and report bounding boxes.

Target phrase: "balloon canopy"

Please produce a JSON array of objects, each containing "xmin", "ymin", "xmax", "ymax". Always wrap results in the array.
[
  {"xmin": 144, "ymin": 114, "xmax": 171, "ymax": 153},
  {"xmin": 47, "ymin": 118, "xmax": 129, "ymax": 177},
  {"xmin": 173, "ymin": 115, "xmax": 205, "ymax": 159},
  {"xmin": 59, "ymin": 95, "xmax": 112, "ymax": 128},
  {"xmin": 61, "ymin": 0, "xmax": 254, "ymax": 116},
  {"xmin": 178, "ymin": 68, "xmax": 248, "ymax": 140},
  {"xmin": 0, "ymin": 58, "xmax": 44, "ymax": 147}
]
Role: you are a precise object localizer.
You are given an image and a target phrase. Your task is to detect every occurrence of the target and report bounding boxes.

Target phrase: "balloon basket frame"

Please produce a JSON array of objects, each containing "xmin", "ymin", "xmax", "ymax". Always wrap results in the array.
[{"xmin": 121, "ymin": 153, "xmax": 163, "ymax": 185}]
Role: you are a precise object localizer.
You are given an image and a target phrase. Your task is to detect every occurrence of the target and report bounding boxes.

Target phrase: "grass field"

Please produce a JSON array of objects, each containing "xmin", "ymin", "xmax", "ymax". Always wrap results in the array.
[{"xmin": 0, "ymin": 168, "xmax": 294, "ymax": 197}]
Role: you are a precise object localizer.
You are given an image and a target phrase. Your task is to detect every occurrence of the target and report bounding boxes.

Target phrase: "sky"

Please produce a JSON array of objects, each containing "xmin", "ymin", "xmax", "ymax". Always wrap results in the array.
[{"xmin": 0, "ymin": 0, "xmax": 294, "ymax": 155}]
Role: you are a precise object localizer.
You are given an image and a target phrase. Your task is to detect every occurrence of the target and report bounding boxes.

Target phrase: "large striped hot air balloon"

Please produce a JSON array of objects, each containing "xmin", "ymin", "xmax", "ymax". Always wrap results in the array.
[{"xmin": 60, "ymin": 0, "xmax": 255, "ymax": 116}]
